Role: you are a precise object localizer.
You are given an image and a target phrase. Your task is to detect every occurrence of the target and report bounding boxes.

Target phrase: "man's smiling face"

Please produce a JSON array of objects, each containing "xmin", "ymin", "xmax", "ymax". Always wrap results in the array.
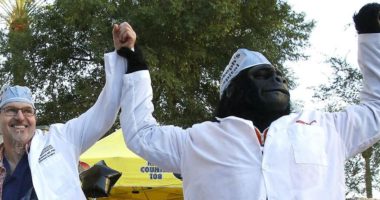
[{"xmin": 0, "ymin": 102, "xmax": 36, "ymax": 148}]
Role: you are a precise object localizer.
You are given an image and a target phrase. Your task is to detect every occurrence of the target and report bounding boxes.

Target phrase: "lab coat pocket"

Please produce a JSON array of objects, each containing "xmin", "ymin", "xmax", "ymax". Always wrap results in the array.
[{"xmin": 288, "ymin": 124, "xmax": 328, "ymax": 166}]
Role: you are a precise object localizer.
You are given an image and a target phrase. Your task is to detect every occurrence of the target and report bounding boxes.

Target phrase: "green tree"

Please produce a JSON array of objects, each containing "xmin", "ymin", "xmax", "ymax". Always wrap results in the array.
[
  {"xmin": 113, "ymin": 0, "xmax": 314, "ymax": 126},
  {"xmin": 0, "ymin": 0, "xmax": 314, "ymax": 129},
  {"xmin": 0, "ymin": 0, "xmax": 118, "ymax": 125},
  {"xmin": 314, "ymin": 57, "xmax": 380, "ymax": 198},
  {"xmin": 0, "ymin": 0, "xmax": 45, "ymax": 85},
  {"xmin": 24, "ymin": 0, "xmax": 118, "ymax": 126}
]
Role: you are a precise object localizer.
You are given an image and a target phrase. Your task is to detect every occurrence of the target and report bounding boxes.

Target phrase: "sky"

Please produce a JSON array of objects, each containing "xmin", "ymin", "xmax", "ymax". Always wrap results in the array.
[{"xmin": 286, "ymin": 0, "xmax": 376, "ymax": 110}]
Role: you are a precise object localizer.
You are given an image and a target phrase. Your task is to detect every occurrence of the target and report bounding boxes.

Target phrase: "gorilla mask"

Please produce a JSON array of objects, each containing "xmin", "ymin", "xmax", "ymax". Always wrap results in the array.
[
  {"xmin": 216, "ymin": 49, "xmax": 290, "ymax": 131},
  {"xmin": 242, "ymin": 64, "xmax": 289, "ymax": 113}
]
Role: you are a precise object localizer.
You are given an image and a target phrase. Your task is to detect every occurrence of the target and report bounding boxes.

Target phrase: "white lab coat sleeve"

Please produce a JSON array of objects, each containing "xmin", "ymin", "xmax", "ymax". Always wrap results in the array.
[
  {"xmin": 332, "ymin": 33, "xmax": 380, "ymax": 158},
  {"xmin": 120, "ymin": 70, "xmax": 185, "ymax": 173},
  {"xmin": 51, "ymin": 51, "xmax": 125, "ymax": 156}
]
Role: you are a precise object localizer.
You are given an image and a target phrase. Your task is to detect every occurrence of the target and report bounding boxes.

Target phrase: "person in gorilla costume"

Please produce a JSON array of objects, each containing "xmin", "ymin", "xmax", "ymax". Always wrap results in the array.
[{"xmin": 116, "ymin": 3, "xmax": 380, "ymax": 200}]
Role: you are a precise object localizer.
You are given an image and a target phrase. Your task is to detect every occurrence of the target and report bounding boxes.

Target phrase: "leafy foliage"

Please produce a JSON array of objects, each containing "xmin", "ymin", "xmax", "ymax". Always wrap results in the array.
[
  {"xmin": 115, "ymin": 0, "xmax": 314, "ymax": 126},
  {"xmin": 0, "ymin": 0, "xmax": 314, "ymax": 129},
  {"xmin": 0, "ymin": 0, "xmax": 119, "ymax": 125},
  {"xmin": 0, "ymin": 0, "xmax": 47, "ymax": 86},
  {"xmin": 314, "ymin": 57, "xmax": 362, "ymax": 108}
]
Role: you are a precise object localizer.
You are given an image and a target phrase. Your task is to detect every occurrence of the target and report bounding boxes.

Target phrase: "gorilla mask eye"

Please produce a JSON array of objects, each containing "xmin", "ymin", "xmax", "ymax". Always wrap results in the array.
[{"xmin": 252, "ymin": 68, "xmax": 274, "ymax": 80}]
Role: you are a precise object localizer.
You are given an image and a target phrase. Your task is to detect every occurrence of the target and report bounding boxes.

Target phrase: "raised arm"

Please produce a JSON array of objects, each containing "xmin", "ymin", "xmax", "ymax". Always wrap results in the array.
[
  {"xmin": 333, "ymin": 3, "xmax": 380, "ymax": 157},
  {"xmin": 50, "ymin": 25, "xmax": 128, "ymax": 156},
  {"xmin": 118, "ymin": 23, "xmax": 186, "ymax": 172},
  {"xmin": 354, "ymin": 3, "xmax": 380, "ymax": 101}
]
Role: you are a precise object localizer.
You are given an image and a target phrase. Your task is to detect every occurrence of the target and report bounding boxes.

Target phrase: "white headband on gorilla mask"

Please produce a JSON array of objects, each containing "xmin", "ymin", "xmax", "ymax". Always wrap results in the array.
[{"xmin": 219, "ymin": 48, "xmax": 272, "ymax": 97}]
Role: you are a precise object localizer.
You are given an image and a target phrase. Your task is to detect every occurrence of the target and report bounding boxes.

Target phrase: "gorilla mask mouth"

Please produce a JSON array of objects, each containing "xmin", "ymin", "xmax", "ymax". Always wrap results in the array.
[{"xmin": 263, "ymin": 88, "xmax": 290, "ymax": 96}]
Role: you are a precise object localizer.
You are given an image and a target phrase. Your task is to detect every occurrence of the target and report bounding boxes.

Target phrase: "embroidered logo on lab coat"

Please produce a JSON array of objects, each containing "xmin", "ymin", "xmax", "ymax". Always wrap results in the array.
[
  {"xmin": 38, "ymin": 144, "xmax": 56, "ymax": 163},
  {"xmin": 296, "ymin": 120, "xmax": 317, "ymax": 125}
]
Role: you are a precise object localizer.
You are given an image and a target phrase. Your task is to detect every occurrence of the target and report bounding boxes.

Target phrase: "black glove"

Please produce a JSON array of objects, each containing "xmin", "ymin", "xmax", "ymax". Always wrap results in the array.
[
  {"xmin": 117, "ymin": 45, "xmax": 148, "ymax": 73},
  {"xmin": 353, "ymin": 3, "xmax": 380, "ymax": 34}
]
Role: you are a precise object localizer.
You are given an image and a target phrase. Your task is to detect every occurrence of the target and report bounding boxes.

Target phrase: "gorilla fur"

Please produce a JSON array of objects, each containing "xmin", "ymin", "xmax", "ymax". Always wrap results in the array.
[{"xmin": 353, "ymin": 3, "xmax": 380, "ymax": 34}]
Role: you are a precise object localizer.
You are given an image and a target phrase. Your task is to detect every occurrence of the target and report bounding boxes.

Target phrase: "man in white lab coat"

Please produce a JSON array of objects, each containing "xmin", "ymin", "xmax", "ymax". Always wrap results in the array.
[
  {"xmin": 0, "ymin": 24, "xmax": 129, "ymax": 200},
  {"xmin": 118, "ymin": 3, "xmax": 380, "ymax": 200}
]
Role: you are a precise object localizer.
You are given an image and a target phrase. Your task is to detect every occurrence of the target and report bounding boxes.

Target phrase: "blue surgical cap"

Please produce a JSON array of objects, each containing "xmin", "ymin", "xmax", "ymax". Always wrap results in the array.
[{"xmin": 0, "ymin": 85, "xmax": 35, "ymax": 108}]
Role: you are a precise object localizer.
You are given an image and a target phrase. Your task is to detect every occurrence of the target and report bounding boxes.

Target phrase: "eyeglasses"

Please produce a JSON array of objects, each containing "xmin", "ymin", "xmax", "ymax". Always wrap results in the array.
[{"xmin": 0, "ymin": 107, "xmax": 36, "ymax": 117}]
